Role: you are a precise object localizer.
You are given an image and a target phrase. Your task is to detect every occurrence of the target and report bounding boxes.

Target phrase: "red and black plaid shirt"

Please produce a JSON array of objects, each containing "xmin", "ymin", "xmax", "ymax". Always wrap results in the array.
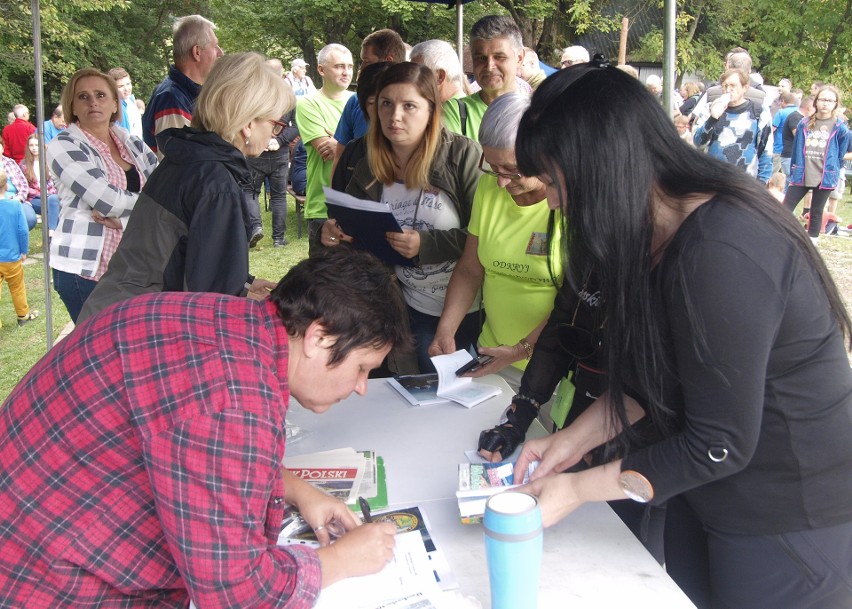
[{"xmin": 0, "ymin": 293, "xmax": 321, "ymax": 608}]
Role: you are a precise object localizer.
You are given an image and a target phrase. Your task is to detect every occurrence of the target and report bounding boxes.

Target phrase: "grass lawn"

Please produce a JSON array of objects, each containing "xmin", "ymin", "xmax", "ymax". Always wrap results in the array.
[{"xmin": 0, "ymin": 195, "xmax": 309, "ymax": 401}]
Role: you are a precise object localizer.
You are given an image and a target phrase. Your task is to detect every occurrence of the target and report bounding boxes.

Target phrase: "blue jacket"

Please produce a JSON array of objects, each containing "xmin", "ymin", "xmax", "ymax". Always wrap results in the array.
[
  {"xmin": 0, "ymin": 197, "xmax": 28, "ymax": 262},
  {"xmin": 789, "ymin": 117, "xmax": 850, "ymax": 190},
  {"xmin": 142, "ymin": 65, "xmax": 201, "ymax": 154}
]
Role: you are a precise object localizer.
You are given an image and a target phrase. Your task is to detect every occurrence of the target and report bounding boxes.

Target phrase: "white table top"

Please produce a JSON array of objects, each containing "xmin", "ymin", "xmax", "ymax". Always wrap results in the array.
[{"xmin": 286, "ymin": 377, "xmax": 695, "ymax": 608}]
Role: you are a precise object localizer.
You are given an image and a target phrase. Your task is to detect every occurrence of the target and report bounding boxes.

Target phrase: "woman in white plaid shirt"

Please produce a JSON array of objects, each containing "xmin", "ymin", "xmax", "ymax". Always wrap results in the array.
[{"xmin": 47, "ymin": 68, "xmax": 157, "ymax": 322}]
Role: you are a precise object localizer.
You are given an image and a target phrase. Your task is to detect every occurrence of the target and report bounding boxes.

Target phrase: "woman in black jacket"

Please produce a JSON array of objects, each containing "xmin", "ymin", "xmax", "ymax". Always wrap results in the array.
[{"xmin": 79, "ymin": 53, "xmax": 293, "ymax": 322}]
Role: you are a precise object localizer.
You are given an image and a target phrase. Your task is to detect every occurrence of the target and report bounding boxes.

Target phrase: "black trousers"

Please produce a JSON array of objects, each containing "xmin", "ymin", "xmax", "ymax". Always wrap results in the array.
[{"xmin": 664, "ymin": 495, "xmax": 852, "ymax": 609}]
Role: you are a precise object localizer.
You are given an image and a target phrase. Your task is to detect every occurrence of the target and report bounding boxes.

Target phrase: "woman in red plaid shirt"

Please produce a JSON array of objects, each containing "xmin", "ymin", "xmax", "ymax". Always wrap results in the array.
[{"xmin": 0, "ymin": 248, "xmax": 409, "ymax": 608}]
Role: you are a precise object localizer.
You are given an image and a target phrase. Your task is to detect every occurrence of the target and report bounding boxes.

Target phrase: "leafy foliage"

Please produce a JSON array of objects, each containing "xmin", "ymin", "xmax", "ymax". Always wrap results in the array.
[{"xmin": 0, "ymin": 0, "xmax": 849, "ymax": 119}]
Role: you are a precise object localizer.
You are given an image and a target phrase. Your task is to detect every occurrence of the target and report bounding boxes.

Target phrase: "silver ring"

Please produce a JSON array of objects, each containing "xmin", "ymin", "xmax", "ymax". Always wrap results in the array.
[
  {"xmin": 314, "ymin": 525, "xmax": 326, "ymax": 532},
  {"xmin": 330, "ymin": 236, "xmax": 337, "ymax": 242}
]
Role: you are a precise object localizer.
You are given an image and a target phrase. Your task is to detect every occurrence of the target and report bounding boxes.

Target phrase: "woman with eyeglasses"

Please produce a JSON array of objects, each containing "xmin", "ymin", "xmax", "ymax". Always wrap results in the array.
[
  {"xmin": 323, "ymin": 62, "xmax": 482, "ymax": 373},
  {"xmin": 511, "ymin": 59, "xmax": 852, "ymax": 609},
  {"xmin": 782, "ymin": 84, "xmax": 851, "ymax": 242},
  {"xmin": 79, "ymin": 53, "xmax": 291, "ymax": 322},
  {"xmin": 428, "ymin": 94, "xmax": 562, "ymax": 388}
]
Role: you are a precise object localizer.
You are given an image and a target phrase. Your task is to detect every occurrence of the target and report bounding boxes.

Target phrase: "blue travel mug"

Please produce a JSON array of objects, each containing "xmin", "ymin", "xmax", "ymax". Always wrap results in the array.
[{"xmin": 483, "ymin": 492, "xmax": 543, "ymax": 609}]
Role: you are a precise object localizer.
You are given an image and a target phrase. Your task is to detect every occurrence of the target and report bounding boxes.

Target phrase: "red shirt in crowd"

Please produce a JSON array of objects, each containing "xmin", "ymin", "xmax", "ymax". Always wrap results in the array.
[
  {"xmin": 0, "ymin": 292, "xmax": 321, "ymax": 608},
  {"xmin": 2, "ymin": 118, "xmax": 36, "ymax": 163}
]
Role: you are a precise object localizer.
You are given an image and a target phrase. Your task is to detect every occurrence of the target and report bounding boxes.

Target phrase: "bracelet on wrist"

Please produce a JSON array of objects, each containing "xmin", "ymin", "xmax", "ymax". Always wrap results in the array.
[
  {"xmin": 512, "ymin": 393, "xmax": 540, "ymax": 411},
  {"xmin": 518, "ymin": 339, "xmax": 533, "ymax": 360}
]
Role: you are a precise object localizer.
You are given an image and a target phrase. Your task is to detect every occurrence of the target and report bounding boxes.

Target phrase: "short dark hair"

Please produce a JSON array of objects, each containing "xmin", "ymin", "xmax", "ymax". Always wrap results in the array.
[
  {"xmin": 356, "ymin": 62, "xmax": 392, "ymax": 116},
  {"xmin": 362, "ymin": 29, "xmax": 406, "ymax": 64},
  {"xmin": 470, "ymin": 15, "xmax": 523, "ymax": 53},
  {"xmin": 108, "ymin": 67, "xmax": 129, "ymax": 81},
  {"xmin": 270, "ymin": 248, "xmax": 410, "ymax": 366}
]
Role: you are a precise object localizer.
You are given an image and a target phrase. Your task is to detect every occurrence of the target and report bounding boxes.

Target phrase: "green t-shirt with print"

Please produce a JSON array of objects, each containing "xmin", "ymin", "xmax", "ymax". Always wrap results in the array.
[{"xmin": 468, "ymin": 174, "xmax": 562, "ymax": 370}]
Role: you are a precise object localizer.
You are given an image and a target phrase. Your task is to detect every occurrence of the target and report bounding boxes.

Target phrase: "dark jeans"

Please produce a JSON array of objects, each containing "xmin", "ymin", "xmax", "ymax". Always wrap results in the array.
[
  {"xmin": 783, "ymin": 185, "xmax": 832, "ymax": 237},
  {"xmin": 407, "ymin": 305, "xmax": 481, "ymax": 374},
  {"xmin": 664, "ymin": 495, "xmax": 852, "ymax": 609},
  {"xmin": 246, "ymin": 153, "xmax": 289, "ymax": 241},
  {"xmin": 307, "ymin": 219, "xmax": 326, "ymax": 257},
  {"xmin": 52, "ymin": 268, "xmax": 97, "ymax": 323},
  {"xmin": 30, "ymin": 194, "xmax": 61, "ymax": 231}
]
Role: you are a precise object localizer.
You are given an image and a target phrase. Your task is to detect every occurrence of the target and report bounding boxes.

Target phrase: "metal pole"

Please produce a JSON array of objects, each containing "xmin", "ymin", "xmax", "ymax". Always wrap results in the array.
[
  {"xmin": 456, "ymin": 0, "xmax": 464, "ymax": 65},
  {"xmin": 662, "ymin": 0, "xmax": 676, "ymax": 116},
  {"xmin": 31, "ymin": 0, "xmax": 53, "ymax": 348}
]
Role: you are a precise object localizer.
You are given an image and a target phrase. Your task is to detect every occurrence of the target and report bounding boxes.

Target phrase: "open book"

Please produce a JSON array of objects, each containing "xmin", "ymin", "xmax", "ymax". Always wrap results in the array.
[
  {"xmin": 388, "ymin": 351, "xmax": 501, "ymax": 408},
  {"xmin": 323, "ymin": 187, "xmax": 414, "ymax": 267},
  {"xmin": 430, "ymin": 350, "xmax": 501, "ymax": 408},
  {"xmin": 386, "ymin": 373, "xmax": 448, "ymax": 407}
]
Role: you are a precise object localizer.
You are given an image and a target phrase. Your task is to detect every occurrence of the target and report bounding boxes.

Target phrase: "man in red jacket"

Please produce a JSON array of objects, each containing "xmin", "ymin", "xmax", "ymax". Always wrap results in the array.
[{"xmin": 1, "ymin": 104, "xmax": 36, "ymax": 163}]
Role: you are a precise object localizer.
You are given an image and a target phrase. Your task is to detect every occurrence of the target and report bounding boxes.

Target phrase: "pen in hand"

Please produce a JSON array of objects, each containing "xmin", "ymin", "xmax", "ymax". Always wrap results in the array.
[{"xmin": 358, "ymin": 496, "xmax": 372, "ymax": 523}]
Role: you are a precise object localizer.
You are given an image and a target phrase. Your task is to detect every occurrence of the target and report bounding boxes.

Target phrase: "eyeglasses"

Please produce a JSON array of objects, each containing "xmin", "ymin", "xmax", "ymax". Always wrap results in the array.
[
  {"xmin": 816, "ymin": 98, "xmax": 837, "ymax": 104},
  {"xmin": 561, "ymin": 59, "xmax": 585, "ymax": 68},
  {"xmin": 478, "ymin": 153, "xmax": 522, "ymax": 180},
  {"xmin": 270, "ymin": 119, "xmax": 287, "ymax": 136}
]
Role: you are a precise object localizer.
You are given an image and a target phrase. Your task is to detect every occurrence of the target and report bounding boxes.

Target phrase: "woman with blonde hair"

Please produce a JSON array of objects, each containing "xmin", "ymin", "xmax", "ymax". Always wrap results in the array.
[
  {"xmin": 48, "ymin": 67, "xmax": 158, "ymax": 322},
  {"xmin": 782, "ymin": 84, "xmax": 851, "ymax": 242},
  {"xmin": 323, "ymin": 61, "xmax": 482, "ymax": 373},
  {"xmin": 80, "ymin": 53, "xmax": 294, "ymax": 322},
  {"xmin": 678, "ymin": 81, "xmax": 701, "ymax": 116}
]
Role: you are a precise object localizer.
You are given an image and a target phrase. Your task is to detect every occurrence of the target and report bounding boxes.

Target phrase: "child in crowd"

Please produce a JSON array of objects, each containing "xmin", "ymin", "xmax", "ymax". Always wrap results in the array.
[
  {"xmin": 0, "ymin": 166, "xmax": 39, "ymax": 328},
  {"xmin": 767, "ymin": 172, "xmax": 786, "ymax": 203}
]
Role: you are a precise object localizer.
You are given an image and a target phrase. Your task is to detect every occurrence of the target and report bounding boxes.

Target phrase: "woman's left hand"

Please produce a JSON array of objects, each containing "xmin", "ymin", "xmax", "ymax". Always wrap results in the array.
[
  {"xmin": 247, "ymin": 277, "xmax": 276, "ymax": 301},
  {"xmin": 92, "ymin": 211, "xmax": 122, "ymax": 230},
  {"xmin": 296, "ymin": 488, "xmax": 361, "ymax": 547},
  {"xmin": 386, "ymin": 229, "xmax": 421, "ymax": 259},
  {"xmin": 463, "ymin": 344, "xmax": 524, "ymax": 378}
]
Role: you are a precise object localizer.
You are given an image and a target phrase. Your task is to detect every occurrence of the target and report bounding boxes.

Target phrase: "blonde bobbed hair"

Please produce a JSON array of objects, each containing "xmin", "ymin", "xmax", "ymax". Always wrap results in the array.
[
  {"xmin": 61, "ymin": 68, "xmax": 121, "ymax": 127},
  {"xmin": 192, "ymin": 52, "xmax": 295, "ymax": 149}
]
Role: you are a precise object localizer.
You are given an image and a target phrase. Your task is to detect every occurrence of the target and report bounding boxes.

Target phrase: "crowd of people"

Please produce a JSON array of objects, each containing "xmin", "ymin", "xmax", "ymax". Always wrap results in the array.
[{"xmin": 0, "ymin": 11, "xmax": 851, "ymax": 609}]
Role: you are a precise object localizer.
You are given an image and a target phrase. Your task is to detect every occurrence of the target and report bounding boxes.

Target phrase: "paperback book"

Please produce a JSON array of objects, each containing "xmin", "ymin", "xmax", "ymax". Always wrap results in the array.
[
  {"xmin": 456, "ymin": 460, "xmax": 538, "ymax": 523},
  {"xmin": 323, "ymin": 187, "xmax": 414, "ymax": 267},
  {"xmin": 388, "ymin": 350, "xmax": 501, "ymax": 409}
]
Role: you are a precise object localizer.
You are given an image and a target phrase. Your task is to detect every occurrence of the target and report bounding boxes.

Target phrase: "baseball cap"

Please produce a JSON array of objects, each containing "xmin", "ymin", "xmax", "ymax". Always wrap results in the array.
[{"xmin": 292, "ymin": 58, "xmax": 308, "ymax": 69}]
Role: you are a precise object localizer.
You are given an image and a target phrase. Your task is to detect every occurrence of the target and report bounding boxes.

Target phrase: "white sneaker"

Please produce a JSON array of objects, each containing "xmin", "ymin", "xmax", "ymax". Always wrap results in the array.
[{"xmin": 810, "ymin": 236, "xmax": 819, "ymax": 246}]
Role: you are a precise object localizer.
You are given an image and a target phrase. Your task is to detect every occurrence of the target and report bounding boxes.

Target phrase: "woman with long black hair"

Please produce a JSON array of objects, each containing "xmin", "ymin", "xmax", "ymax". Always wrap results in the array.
[{"xmin": 513, "ymin": 58, "xmax": 852, "ymax": 609}]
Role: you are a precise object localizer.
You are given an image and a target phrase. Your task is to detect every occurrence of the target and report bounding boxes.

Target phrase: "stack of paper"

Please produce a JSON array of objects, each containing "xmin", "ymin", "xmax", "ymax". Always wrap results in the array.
[{"xmin": 284, "ymin": 447, "xmax": 385, "ymax": 507}]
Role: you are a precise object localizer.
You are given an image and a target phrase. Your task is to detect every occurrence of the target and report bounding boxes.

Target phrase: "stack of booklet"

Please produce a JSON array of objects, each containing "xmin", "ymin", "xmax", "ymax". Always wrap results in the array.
[
  {"xmin": 456, "ymin": 460, "xmax": 538, "ymax": 524},
  {"xmin": 283, "ymin": 448, "xmax": 386, "ymax": 509}
]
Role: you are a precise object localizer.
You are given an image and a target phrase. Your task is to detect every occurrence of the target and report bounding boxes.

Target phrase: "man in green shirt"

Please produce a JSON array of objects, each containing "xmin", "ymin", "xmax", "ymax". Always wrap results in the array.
[
  {"xmin": 295, "ymin": 43, "xmax": 353, "ymax": 249},
  {"xmin": 441, "ymin": 15, "xmax": 524, "ymax": 141}
]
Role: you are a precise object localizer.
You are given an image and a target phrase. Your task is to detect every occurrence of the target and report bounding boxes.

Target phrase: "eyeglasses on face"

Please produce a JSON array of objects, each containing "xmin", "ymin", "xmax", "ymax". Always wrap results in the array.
[
  {"xmin": 478, "ymin": 153, "xmax": 522, "ymax": 180},
  {"xmin": 269, "ymin": 119, "xmax": 287, "ymax": 136},
  {"xmin": 816, "ymin": 98, "xmax": 837, "ymax": 104}
]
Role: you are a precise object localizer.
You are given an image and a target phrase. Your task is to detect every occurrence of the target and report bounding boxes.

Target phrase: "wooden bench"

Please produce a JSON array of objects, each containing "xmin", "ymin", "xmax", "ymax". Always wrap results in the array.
[{"xmin": 287, "ymin": 186, "xmax": 306, "ymax": 239}]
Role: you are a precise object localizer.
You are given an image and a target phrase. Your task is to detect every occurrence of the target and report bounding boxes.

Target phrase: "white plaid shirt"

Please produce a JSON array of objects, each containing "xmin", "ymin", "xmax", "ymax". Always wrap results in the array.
[{"xmin": 48, "ymin": 123, "xmax": 158, "ymax": 278}]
